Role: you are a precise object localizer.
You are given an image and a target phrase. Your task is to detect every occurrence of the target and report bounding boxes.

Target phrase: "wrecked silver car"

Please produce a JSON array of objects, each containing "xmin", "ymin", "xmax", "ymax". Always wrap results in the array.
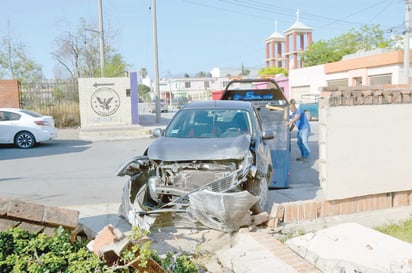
[{"xmin": 116, "ymin": 100, "xmax": 274, "ymax": 232}]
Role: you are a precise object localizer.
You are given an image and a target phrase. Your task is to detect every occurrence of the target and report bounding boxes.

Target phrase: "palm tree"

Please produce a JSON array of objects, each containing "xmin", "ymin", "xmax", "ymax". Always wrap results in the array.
[{"xmin": 139, "ymin": 67, "xmax": 148, "ymax": 79}]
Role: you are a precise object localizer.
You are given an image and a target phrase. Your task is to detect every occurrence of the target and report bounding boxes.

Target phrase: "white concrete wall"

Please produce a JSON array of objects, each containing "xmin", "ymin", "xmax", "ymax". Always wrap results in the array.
[
  {"xmin": 319, "ymin": 88, "xmax": 412, "ymax": 200},
  {"xmin": 78, "ymin": 77, "xmax": 131, "ymax": 127},
  {"xmin": 289, "ymin": 65, "xmax": 326, "ymax": 96}
]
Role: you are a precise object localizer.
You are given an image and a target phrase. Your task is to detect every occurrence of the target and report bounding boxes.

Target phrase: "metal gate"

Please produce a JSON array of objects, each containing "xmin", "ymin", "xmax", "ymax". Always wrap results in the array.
[{"xmin": 19, "ymin": 79, "xmax": 80, "ymax": 128}]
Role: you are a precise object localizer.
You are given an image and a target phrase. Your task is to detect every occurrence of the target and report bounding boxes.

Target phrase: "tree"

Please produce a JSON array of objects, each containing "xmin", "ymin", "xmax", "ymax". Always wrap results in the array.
[
  {"xmin": 139, "ymin": 67, "xmax": 148, "ymax": 79},
  {"xmin": 301, "ymin": 24, "xmax": 391, "ymax": 67},
  {"xmin": 138, "ymin": 83, "xmax": 151, "ymax": 102},
  {"xmin": 258, "ymin": 67, "xmax": 288, "ymax": 77},
  {"xmin": 239, "ymin": 64, "xmax": 250, "ymax": 76},
  {"xmin": 0, "ymin": 36, "xmax": 43, "ymax": 83},
  {"xmin": 196, "ymin": 71, "xmax": 207, "ymax": 77},
  {"xmin": 52, "ymin": 18, "xmax": 129, "ymax": 78}
]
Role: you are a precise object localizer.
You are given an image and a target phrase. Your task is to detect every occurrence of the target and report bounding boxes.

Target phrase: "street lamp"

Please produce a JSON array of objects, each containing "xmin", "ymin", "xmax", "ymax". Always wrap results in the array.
[
  {"xmin": 152, "ymin": 0, "xmax": 161, "ymax": 122},
  {"xmin": 85, "ymin": 0, "xmax": 105, "ymax": 77},
  {"xmin": 98, "ymin": 0, "xmax": 105, "ymax": 77}
]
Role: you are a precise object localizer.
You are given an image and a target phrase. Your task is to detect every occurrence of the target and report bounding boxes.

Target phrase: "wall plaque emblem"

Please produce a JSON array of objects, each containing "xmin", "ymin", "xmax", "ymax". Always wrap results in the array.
[{"xmin": 91, "ymin": 87, "xmax": 120, "ymax": 116}]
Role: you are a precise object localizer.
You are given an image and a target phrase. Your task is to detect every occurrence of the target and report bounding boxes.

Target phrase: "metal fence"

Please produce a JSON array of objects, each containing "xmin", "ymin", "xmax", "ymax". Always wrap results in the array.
[{"xmin": 19, "ymin": 79, "xmax": 80, "ymax": 128}]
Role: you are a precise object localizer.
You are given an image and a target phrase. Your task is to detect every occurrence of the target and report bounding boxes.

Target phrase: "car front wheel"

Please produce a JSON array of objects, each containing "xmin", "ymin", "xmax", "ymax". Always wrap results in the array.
[
  {"xmin": 14, "ymin": 131, "xmax": 36, "ymax": 149},
  {"xmin": 246, "ymin": 176, "xmax": 268, "ymax": 214}
]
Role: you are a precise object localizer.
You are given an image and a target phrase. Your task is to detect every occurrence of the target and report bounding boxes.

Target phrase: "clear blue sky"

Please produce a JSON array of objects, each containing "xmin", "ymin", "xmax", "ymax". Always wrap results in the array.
[{"xmin": 0, "ymin": 0, "xmax": 406, "ymax": 79}]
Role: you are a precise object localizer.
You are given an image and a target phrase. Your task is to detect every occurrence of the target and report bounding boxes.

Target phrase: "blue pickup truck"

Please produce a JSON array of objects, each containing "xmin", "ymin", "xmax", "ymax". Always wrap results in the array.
[{"xmin": 297, "ymin": 94, "xmax": 319, "ymax": 121}]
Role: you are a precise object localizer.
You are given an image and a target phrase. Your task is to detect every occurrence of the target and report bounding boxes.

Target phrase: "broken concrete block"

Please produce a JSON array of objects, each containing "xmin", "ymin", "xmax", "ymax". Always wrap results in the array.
[{"xmin": 286, "ymin": 222, "xmax": 412, "ymax": 273}]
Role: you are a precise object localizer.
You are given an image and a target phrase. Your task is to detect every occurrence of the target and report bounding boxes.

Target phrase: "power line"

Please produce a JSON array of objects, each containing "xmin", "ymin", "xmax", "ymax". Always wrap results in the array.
[{"xmin": 182, "ymin": 0, "xmax": 401, "ymax": 32}]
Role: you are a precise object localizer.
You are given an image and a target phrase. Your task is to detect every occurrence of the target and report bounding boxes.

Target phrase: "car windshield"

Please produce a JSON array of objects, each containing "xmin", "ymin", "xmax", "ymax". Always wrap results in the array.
[{"xmin": 165, "ymin": 108, "xmax": 252, "ymax": 138}]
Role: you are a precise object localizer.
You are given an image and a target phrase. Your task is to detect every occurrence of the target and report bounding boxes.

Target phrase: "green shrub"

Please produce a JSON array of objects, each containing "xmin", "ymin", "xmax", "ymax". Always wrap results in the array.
[{"xmin": 0, "ymin": 226, "xmax": 200, "ymax": 273}]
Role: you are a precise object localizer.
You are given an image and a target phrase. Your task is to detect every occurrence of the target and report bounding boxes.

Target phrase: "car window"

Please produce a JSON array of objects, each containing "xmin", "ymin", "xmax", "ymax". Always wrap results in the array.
[
  {"xmin": 165, "ymin": 109, "xmax": 251, "ymax": 138},
  {"xmin": 0, "ymin": 111, "xmax": 20, "ymax": 121},
  {"xmin": 20, "ymin": 109, "xmax": 43, "ymax": 117}
]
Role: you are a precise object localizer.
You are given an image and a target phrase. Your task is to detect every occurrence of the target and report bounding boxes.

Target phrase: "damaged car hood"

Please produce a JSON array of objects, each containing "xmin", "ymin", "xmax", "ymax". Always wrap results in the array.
[{"xmin": 148, "ymin": 134, "xmax": 251, "ymax": 161}]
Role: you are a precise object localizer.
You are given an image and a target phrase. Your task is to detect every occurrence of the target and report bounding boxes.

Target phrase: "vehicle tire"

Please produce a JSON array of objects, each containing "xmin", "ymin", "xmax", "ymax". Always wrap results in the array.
[
  {"xmin": 246, "ymin": 176, "xmax": 268, "ymax": 214},
  {"xmin": 304, "ymin": 110, "xmax": 312, "ymax": 121},
  {"xmin": 14, "ymin": 131, "xmax": 36, "ymax": 149}
]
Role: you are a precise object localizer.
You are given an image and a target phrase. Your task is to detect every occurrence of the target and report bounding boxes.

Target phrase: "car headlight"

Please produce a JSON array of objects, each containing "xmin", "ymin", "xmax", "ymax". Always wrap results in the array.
[
  {"xmin": 148, "ymin": 177, "xmax": 159, "ymax": 202},
  {"xmin": 239, "ymin": 151, "xmax": 256, "ymax": 177}
]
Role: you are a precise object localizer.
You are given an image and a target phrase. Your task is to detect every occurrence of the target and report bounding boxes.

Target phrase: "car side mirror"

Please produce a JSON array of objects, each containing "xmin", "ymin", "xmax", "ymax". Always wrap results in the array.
[
  {"xmin": 262, "ymin": 129, "xmax": 275, "ymax": 140},
  {"xmin": 152, "ymin": 128, "xmax": 163, "ymax": 137}
]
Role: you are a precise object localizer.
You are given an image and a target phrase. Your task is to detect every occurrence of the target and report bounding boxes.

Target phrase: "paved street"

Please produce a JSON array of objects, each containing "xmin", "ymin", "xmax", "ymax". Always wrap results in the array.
[{"xmin": 0, "ymin": 137, "xmax": 152, "ymax": 207}]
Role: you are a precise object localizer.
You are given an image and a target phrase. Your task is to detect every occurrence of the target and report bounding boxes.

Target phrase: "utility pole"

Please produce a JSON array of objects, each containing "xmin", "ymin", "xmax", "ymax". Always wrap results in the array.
[
  {"xmin": 405, "ymin": 0, "xmax": 410, "ymax": 85},
  {"xmin": 152, "ymin": 0, "xmax": 161, "ymax": 122},
  {"xmin": 98, "ymin": 0, "xmax": 105, "ymax": 77}
]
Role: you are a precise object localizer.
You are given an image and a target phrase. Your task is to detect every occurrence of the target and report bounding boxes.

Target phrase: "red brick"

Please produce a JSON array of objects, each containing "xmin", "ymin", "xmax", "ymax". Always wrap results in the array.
[
  {"xmin": 393, "ymin": 192, "xmax": 409, "ymax": 207},
  {"xmin": 92, "ymin": 225, "xmax": 124, "ymax": 256},
  {"xmin": 0, "ymin": 80, "xmax": 20, "ymax": 107},
  {"xmin": 276, "ymin": 204, "xmax": 285, "ymax": 223},
  {"xmin": 339, "ymin": 200, "xmax": 348, "ymax": 215},
  {"xmin": 291, "ymin": 205, "xmax": 298, "ymax": 221},
  {"xmin": 43, "ymin": 206, "xmax": 79, "ymax": 229},
  {"xmin": 18, "ymin": 222, "xmax": 44, "ymax": 234},
  {"xmin": 320, "ymin": 201, "xmax": 327, "ymax": 217},
  {"xmin": 304, "ymin": 202, "xmax": 312, "ymax": 220},
  {"xmin": 0, "ymin": 218, "xmax": 20, "ymax": 231},
  {"xmin": 284, "ymin": 204, "xmax": 292, "ymax": 223},
  {"xmin": 7, "ymin": 200, "xmax": 45, "ymax": 223},
  {"xmin": 0, "ymin": 198, "xmax": 11, "ymax": 216},
  {"xmin": 298, "ymin": 203, "xmax": 304, "ymax": 221}
]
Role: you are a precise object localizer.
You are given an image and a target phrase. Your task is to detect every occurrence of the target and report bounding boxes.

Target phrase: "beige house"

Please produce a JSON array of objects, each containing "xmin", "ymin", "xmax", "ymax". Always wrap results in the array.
[{"xmin": 289, "ymin": 49, "xmax": 412, "ymax": 99}]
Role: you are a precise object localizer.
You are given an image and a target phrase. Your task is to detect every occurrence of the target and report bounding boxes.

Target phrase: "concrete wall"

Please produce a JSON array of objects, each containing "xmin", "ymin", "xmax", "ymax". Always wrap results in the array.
[
  {"xmin": 288, "ymin": 65, "xmax": 326, "ymax": 98},
  {"xmin": 319, "ymin": 86, "xmax": 412, "ymax": 200},
  {"xmin": 78, "ymin": 77, "xmax": 131, "ymax": 127},
  {"xmin": 0, "ymin": 80, "xmax": 20, "ymax": 107}
]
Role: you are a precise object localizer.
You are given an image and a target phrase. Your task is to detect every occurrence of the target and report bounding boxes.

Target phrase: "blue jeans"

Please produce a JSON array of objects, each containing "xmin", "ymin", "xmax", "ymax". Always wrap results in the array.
[{"xmin": 297, "ymin": 127, "xmax": 310, "ymax": 158}]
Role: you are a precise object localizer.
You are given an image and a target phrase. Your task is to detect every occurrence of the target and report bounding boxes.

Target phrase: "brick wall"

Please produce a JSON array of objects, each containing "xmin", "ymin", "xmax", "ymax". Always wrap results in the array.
[
  {"xmin": 273, "ymin": 191, "xmax": 412, "ymax": 225},
  {"xmin": 0, "ymin": 80, "xmax": 20, "ymax": 107},
  {"xmin": 271, "ymin": 86, "xmax": 412, "ymax": 226}
]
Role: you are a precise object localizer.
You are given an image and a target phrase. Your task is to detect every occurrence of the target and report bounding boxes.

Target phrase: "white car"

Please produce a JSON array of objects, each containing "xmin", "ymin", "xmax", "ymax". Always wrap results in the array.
[{"xmin": 0, "ymin": 108, "xmax": 58, "ymax": 148}]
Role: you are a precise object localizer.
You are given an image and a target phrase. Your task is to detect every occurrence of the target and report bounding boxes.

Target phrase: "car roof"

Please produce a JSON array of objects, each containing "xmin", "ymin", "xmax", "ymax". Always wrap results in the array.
[{"xmin": 181, "ymin": 100, "xmax": 253, "ymax": 111}]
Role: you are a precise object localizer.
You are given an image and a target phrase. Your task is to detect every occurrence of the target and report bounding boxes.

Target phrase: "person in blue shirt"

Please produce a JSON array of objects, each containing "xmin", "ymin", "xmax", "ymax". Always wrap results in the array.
[{"xmin": 287, "ymin": 100, "xmax": 311, "ymax": 162}]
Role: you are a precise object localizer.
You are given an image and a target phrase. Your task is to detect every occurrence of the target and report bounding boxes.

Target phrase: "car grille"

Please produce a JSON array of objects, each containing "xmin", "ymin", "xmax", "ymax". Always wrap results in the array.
[{"xmin": 163, "ymin": 170, "xmax": 238, "ymax": 206}]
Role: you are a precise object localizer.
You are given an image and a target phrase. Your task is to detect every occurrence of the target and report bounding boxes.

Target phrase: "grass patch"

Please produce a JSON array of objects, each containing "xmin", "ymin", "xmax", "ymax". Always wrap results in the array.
[{"xmin": 375, "ymin": 218, "xmax": 412, "ymax": 243}]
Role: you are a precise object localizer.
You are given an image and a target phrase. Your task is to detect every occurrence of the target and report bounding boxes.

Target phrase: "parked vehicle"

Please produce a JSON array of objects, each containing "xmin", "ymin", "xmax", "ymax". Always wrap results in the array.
[
  {"xmin": 171, "ymin": 96, "xmax": 189, "ymax": 109},
  {"xmin": 0, "ymin": 108, "xmax": 57, "ymax": 149},
  {"xmin": 150, "ymin": 98, "xmax": 168, "ymax": 113},
  {"xmin": 116, "ymin": 100, "xmax": 274, "ymax": 232},
  {"xmin": 297, "ymin": 94, "xmax": 320, "ymax": 121},
  {"xmin": 220, "ymin": 78, "xmax": 290, "ymax": 189}
]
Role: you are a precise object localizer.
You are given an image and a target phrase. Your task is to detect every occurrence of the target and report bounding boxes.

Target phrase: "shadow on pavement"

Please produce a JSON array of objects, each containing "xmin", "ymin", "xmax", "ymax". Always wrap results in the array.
[
  {"xmin": 0, "ymin": 139, "xmax": 92, "ymax": 160},
  {"xmin": 138, "ymin": 113, "xmax": 173, "ymax": 128},
  {"xmin": 267, "ymin": 122, "xmax": 323, "ymax": 206}
]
